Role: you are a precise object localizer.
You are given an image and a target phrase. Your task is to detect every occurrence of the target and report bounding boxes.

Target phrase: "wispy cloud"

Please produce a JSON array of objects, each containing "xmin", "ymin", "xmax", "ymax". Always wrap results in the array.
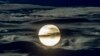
[
  {"xmin": 61, "ymin": 36, "xmax": 100, "ymax": 50},
  {"xmin": 32, "ymin": 7, "xmax": 100, "ymax": 17},
  {"xmin": 0, "ymin": 4, "xmax": 54, "ymax": 10}
]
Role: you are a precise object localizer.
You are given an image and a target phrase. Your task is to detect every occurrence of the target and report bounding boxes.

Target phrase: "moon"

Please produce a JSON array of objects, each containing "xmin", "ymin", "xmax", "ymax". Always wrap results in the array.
[{"xmin": 38, "ymin": 24, "xmax": 61, "ymax": 46}]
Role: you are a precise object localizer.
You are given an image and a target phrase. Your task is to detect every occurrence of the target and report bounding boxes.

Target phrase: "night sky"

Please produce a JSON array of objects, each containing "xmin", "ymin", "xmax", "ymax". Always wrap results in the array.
[{"xmin": 1, "ymin": 0, "xmax": 100, "ymax": 7}]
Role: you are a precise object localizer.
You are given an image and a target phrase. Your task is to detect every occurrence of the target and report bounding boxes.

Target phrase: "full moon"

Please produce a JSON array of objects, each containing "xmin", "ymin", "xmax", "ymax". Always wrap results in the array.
[{"xmin": 38, "ymin": 24, "xmax": 61, "ymax": 46}]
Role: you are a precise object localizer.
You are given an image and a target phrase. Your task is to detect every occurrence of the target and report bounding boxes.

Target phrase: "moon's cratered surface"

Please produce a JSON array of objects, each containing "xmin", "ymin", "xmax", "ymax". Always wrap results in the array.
[{"xmin": 38, "ymin": 24, "xmax": 61, "ymax": 46}]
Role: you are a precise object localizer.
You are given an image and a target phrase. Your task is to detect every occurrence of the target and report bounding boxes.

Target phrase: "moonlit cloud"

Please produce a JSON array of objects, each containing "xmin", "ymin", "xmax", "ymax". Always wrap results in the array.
[
  {"xmin": 32, "ymin": 7, "xmax": 100, "ymax": 17},
  {"xmin": 0, "ymin": 6, "xmax": 100, "ymax": 51},
  {"xmin": 0, "ymin": 4, "xmax": 54, "ymax": 10},
  {"xmin": 0, "ymin": 35, "xmax": 35, "ymax": 43},
  {"xmin": 61, "ymin": 36, "xmax": 100, "ymax": 50}
]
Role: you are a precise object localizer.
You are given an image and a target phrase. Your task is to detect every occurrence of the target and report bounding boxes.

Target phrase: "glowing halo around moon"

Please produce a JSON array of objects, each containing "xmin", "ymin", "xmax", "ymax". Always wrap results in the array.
[{"xmin": 38, "ymin": 24, "xmax": 61, "ymax": 46}]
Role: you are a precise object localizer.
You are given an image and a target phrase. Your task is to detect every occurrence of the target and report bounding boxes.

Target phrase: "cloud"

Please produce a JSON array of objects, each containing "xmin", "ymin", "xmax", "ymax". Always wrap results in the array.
[
  {"xmin": 0, "ymin": 4, "xmax": 54, "ymax": 10},
  {"xmin": 0, "ymin": 53, "xmax": 28, "ymax": 56},
  {"xmin": 61, "ymin": 36, "xmax": 100, "ymax": 50},
  {"xmin": 0, "ymin": 7, "xmax": 100, "ymax": 51},
  {"xmin": 0, "ymin": 35, "xmax": 35, "ymax": 43},
  {"xmin": 32, "ymin": 7, "xmax": 100, "ymax": 17}
]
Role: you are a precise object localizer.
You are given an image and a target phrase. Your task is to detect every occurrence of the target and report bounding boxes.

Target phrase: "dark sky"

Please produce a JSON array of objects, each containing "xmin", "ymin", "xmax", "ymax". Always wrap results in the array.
[{"xmin": 2, "ymin": 0, "xmax": 100, "ymax": 7}]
